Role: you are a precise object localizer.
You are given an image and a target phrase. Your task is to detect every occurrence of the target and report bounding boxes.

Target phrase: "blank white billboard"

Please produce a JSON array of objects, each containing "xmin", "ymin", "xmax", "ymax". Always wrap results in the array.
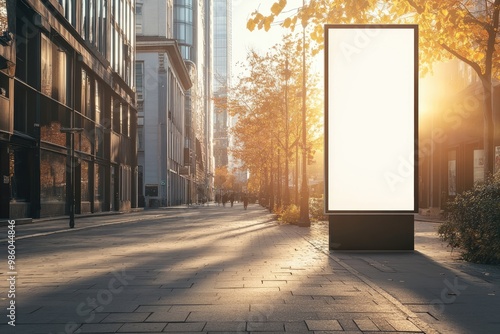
[{"xmin": 325, "ymin": 25, "xmax": 418, "ymax": 213}]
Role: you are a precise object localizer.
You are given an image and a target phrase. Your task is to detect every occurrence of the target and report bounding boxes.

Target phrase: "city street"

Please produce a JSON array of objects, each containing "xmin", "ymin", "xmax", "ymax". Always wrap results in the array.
[{"xmin": 0, "ymin": 204, "xmax": 499, "ymax": 333}]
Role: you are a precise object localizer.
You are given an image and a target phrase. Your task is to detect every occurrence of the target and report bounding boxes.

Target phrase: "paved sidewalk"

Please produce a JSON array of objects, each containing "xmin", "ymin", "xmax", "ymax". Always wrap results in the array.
[
  {"xmin": 0, "ymin": 205, "xmax": 498, "ymax": 333},
  {"xmin": 0, "ymin": 205, "xmax": 437, "ymax": 334},
  {"xmin": 324, "ymin": 219, "xmax": 500, "ymax": 334}
]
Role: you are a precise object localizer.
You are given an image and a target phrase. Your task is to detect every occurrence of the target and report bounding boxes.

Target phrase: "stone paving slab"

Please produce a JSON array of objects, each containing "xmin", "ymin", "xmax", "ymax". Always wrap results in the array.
[
  {"xmin": 0, "ymin": 206, "xmax": 444, "ymax": 334},
  {"xmin": 163, "ymin": 321, "xmax": 206, "ymax": 332},
  {"xmin": 305, "ymin": 319, "xmax": 343, "ymax": 331},
  {"xmin": 117, "ymin": 322, "xmax": 167, "ymax": 332}
]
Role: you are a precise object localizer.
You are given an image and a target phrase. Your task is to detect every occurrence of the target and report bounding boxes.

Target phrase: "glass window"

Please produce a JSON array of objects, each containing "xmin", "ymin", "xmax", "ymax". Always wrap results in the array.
[
  {"xmin": 109, "ymin": 25, "xmax": 113, "ymax": 66},
  {"xmin": 41, "ymin": 35, "xmax": 69, "ymax": 105},
  {"xmin": 118, "ymin": 34, "xmax": 123, "ymax": 76},
  {"xmin": 54, "ymin": 43, "xmax": 68, "ymax": 105},
  {"xmin": 81, "ymin": 69, "xmax": 87, "ymax": 114},
  {"xmin": 126, "ymin": 0, "xmax": 130, "ymax": 41},
  {"xmin": 119, "ymin": 103, "xmax": 122, "ymax": 134},
  {"xmin": 113, "ymin": 98, "xmax": 121, "ymax": 133},
  {"xmin": 120, "ymin": 0, "xmax": 123, "ymax": 29},
  {"xmin": 127, "ymin": 108, "xmax": 130, "ymax": 137},
  {"xmin": 81, "ymin": 69, "xmax": 93, "ymax": 118},
  {"xmin": 94, "ymin": 80, "xmax": 105, "ymax": 157},
  {"xmin": 121, "ymin": 104, "xmax": 128, "ymax": 137},
  {"xmin": 110, "ymin": 96, "xmax": 114, "ymax": 130},
  {"xmin": 135, "ymin": 61, "xmax": 143, "ymax": 100},
  {"xmin": 115, "ymin": 29, "xmax": 120, "ymax": 72},
  {"xmin": 40, "ymin": 150, "xmax": 66, "ymax": 203},
  {"xmin": 86, "ymin": 75, "xmax": 92, "ymax": 118},
  {"xmin": 81, "ymin": 160, "xmax": 90, "ymax": 202},
  {"xmin": 137, "ymin": 126, "xmax": 143, "ymax": 151},
  {"xmin": 9, "ymin": 147, "xmax": 30, "ymax": 201},
  {"xmin": 95, "ymin": 125, "xmax": 104, "ymax": 158},
  {"xmin": 82, "ymin": 0, "xmax": 87, "ymax": 39},
  {"xmin": 95, "ymin": 0, "xmax": 101, "ymax": 47},
  {"xmin": 16, "ymin": 4, "xmax": 38, "ymax": 87},
  {"xmin": 82, "ymin": 118, "xmax": 93, "ymax": 154},
  {"xmin": 136, "ymin": 3, "xmax": 142, "ymax": 34},
  {"xmin": 95, "ymin": 80, "xmax": 101, "ymax": 124},
  {"xmin": 0, "ymin": 0, "xmax": 8, "ymax": 33},
  {"xmin": 40, "ymin": 96, "xmax": 68, "ymax": 146},
  {"xmin": 95, "ymin": 164, "xmax": 105, "ymax": 202},
  {"xmin": 89, "ymin": 0, "xmax": 94, "ymax": 43},
  {"xmin": 65, "ymin": 0, "xmax": 74, "ymax": 26},
  {"xmin": 41, "ymin": 35, "xmax": 53, "ymax": 98},
  {"xmin": 99, "ymin": 0, "xmax": 107, "ymax": 56}
]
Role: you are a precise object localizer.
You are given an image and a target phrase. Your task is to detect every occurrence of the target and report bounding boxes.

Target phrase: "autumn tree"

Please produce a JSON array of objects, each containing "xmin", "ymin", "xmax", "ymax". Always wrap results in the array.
[
  {"xmin": 248, "ymin": 0, "xmax": 500, "ymax": 179},
  {"xmin": 228, "ymin": 48, "xmax": 284, "ymax": 210},
  {"xmin": 225, "ymin": 32, "xmax": 323, "ymax": 212}
]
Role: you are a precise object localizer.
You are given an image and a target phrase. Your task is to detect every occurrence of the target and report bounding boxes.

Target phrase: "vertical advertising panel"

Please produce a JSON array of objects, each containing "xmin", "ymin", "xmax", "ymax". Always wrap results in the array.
[{"xmin": 325, "ymin": 25, "xmax": 418, "ymax": 213}]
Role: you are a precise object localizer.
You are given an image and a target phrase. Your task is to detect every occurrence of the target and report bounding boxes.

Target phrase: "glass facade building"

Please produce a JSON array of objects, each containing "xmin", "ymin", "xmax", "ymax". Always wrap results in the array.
[
  {"xmin": 174, "ymin": 0, "xmax": 194, "ymax": 61},
  {"xmin": 212, "ymin": 0, "xmax": 231, "ymax": 168},
  {"xmin": 173, "ymin": 0, "xmax": 211, "ymax": 203},
  {"xmin": 0, "ymin": 0, "xmax": 137, "ymax": 219}
]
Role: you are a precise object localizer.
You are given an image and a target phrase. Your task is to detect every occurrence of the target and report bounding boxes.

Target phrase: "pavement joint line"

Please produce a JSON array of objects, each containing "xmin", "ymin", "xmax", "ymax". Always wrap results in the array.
[
  {"xmin": 0, "ymin": 210, "xmax": 459, "ymax": 333},
  {"xmin": 300, "ymin": 228, "xmax": 441, "ymax": 334},
  {"xmin": 0, "ymin": 214, "xmax": 171, "ymax": 243}
]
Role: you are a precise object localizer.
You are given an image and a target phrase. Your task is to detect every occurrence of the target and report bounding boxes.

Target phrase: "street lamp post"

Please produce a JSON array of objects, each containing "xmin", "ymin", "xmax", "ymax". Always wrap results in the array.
[
  {"xmin": 298, "ymin": 0, "xmax": 310, "ymax": 227},
  {"xmin": 60, "ymin": 127, "xmax": 84, "ymax": 228}
]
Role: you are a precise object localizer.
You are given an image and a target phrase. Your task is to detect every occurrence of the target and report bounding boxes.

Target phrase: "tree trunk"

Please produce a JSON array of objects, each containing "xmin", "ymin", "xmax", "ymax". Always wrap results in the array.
[
  {"xmin": 269, "ymin": 144, "xmax": 274, "ymax": 212},
  {"xmin": 481, "ymin": 78, "xmax": 495, "ymax": 179}
]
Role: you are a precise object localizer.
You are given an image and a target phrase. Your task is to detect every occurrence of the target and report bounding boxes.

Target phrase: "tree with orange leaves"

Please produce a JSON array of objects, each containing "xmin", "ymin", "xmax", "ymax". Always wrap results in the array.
[
  {"xmin": 248, "ymin": 0, "xmax": 500, "ymax": 179},
  {"xmin": 223, "ymin": 33, "xmax": 323, "ymax": 212}
]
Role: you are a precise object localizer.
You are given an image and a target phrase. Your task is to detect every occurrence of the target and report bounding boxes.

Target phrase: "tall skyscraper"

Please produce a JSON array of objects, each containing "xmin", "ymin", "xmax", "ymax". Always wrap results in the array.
[
  {"xmin": 174, "ymin": 0, "xmax": 211, "ymax": 203},
  {"xmin": 212, "ymin": 0, "xmax": 231, "ymax": 169}
]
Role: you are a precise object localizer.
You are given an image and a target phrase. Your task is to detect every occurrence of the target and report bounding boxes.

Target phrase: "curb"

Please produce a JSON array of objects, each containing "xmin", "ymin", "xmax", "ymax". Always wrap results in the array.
[{"xmin": 0, "ymin": 208, "xmax": 145, "ymax": 227}]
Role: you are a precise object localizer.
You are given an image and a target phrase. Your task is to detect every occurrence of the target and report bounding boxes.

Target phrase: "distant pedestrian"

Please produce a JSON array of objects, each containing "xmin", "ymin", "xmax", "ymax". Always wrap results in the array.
[
  {"xmin": 243, "ymin": 194, "xmax": 249, "ymax": 210},
  {"xmin": 230, "ymin": 193, "xmax": 234, "ymax": 207},
  {"xmin": 222, "ymin": 193, "xmax": 228, "ymax": 207}
]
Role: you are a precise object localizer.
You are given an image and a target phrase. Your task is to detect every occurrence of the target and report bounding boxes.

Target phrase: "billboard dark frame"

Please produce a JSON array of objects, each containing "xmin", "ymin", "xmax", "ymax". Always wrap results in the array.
[{"xmin": 324, "ymin": 24, "xmax": 418, "ymax": 214}]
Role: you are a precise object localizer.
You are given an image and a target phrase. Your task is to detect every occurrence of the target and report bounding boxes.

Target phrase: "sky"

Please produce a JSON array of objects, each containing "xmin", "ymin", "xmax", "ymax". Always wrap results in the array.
[
  {"xmin": 230, "ymin": 0, "xmax": 321, "ymax": 81},
  {"xmin": 229, "ymin": 1, "xmax": 447, "ymax": 117}
]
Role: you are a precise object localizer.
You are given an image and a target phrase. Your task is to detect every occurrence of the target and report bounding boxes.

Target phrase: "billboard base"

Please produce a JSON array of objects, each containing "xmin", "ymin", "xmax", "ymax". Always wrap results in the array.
[{"xmin": 329, "ymin": 214, "xmax": 414, "ymax": 250}]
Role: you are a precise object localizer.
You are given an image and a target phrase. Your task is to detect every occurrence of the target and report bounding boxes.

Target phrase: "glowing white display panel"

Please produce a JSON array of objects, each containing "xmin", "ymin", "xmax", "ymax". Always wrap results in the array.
[{"xmin": 325, "ymin": 25, "xmax": 417, "ymax": 213}]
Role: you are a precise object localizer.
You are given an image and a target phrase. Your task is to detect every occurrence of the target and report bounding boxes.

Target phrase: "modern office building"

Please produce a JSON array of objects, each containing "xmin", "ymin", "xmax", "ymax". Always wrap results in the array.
[
  {"xmin": 135, "ymin": 0, "xmax": 192, "ymax": 207},
  {"xmin": 0, "ymin": 0, "xmax": 138, "ymax": 219},
  {"xmin": 174, "ymin": 0, "xmax": 213, "ymax": 203},
  {"xmin": 211, "ymin": 1, "xmax": 246, "ymax": 189},
  {"xmin": 212, "ymin": 0, "xmax": 230, "ymax": 169}
]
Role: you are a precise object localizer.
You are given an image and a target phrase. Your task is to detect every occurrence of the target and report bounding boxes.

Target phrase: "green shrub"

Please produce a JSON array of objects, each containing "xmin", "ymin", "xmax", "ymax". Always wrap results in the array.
[
  {"xmin": 309, "ymin": 196, "xmax": 327, "ymax": 221},
  {"xmin": 279, "ymin": 204, "xmax": 300, "ymax": 224},
  {"xmin": 438, "ymin": 173, "xmax": 500, "ymax": 264}
]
